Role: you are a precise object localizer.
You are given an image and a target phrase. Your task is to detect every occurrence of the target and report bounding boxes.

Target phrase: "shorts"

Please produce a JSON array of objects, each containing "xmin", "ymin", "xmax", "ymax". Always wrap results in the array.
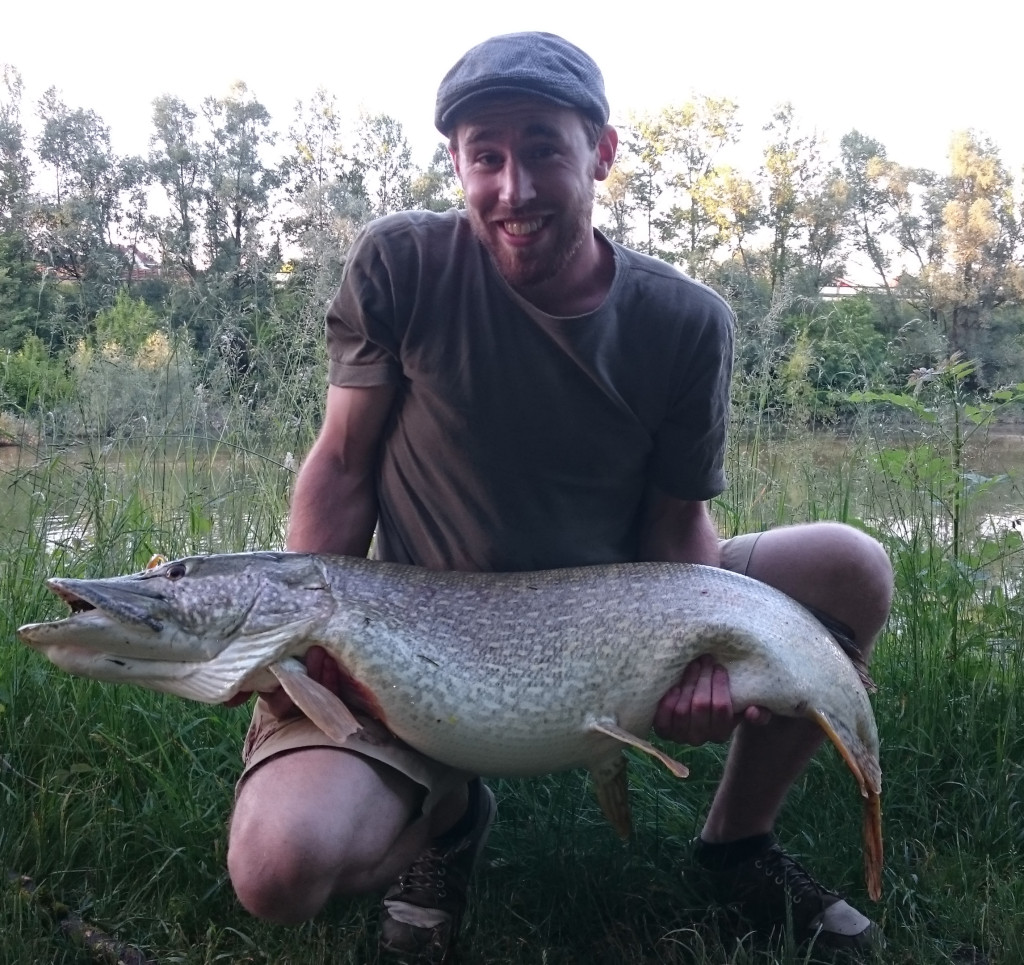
[
  {"xmin": 238, "ymin": 701, "xmax": 471, "ymax": 814},
  {"xmin": 237, "ymin": 532, "xmax": 764, "ymax": 810}
]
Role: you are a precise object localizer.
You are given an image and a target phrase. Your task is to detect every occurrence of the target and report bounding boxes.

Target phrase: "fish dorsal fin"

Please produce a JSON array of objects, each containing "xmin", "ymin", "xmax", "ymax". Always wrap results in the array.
[
  {"xmin": 587, "ymin": 716, "xmax": 691, "ymax": 780},
  {"xmin": 269, "ymin": 657, "xmax": 363, "ymax": 744}
]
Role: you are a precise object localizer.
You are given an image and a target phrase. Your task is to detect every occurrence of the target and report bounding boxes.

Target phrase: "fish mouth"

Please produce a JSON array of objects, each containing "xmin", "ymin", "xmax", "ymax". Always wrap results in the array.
[
  {"xmin": 50, "ymin": 585, "xmax": 100, "ymax": 615},
  {"xmin": 17, "ymin": 579, "xmax": 167, "ymax": 655},
  {"xmin": 45, "ymin": 578, "xmax": 165, "ymax": 633}
]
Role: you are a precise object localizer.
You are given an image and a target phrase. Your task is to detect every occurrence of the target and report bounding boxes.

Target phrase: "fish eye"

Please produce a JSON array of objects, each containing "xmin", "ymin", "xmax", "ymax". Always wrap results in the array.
[{"xmin": 165, "ymin": 562, "xmax": 187, "ymax": 580}]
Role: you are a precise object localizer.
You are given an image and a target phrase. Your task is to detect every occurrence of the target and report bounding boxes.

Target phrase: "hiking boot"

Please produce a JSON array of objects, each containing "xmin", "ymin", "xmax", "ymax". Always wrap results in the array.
[
  {"xmin": 696, "ymin": 837, "xmax": 883, "ymax": 957},
  {"xmin": 379, "ymin": 779, "xmax": 497, "ymax": 964}
]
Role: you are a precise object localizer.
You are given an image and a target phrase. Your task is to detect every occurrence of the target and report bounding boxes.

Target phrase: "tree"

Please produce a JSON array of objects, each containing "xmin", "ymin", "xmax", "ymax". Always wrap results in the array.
[
  {"xmin": 0, "ymin": 65, "xmax": 31, "ymax": 232},
  {"xmin": 759, "ymin": 103, "xmax": 836, "ymax": 294},
  {"xmin": 149, "ymin": 94, "xmax": 204, "ymax": 278},
  {"xmin": 799, "ymin": 167, "xmax": 849, "ymax": 292},
  {"xmin": 200, "ymin": 81, "xmax": 278, "ymax": 273},
  {"xmin": 409, "ymin": 143, "xmax": 460, "ymax": 213},
  {"xmin": 922, "ymin": 131, "xmax": 1024, "ymax": 376},
  {"xmin": 281, "ymin": 88, "xmax": 369, "ymax": 272},
  {"xmin": 699, "ymin": 164, "xmax": 762, "ymax": 274},
  {"xmin": 840, "ymin": 132, "xmax": 897, "ymax": 288},
  {"xmin": 614, "ymin": 116, "xmax": 667, "ymax": 256},
  {"xmin": 0, "ymin": 65, "xmax": 52, "ymax": 350},
  {"xmin": 32, "ymin": 88, "xmax": 143, "ymax": 325},
  {"xmin": 354, "ymin": 113, "xmax": 413, "ymax": 218},
  {"xmin": 93, "ymin": 287, "xmax": 159, "ymax": 352},
  {"xmin": 596, "ymin": 163, "xmax": 636, "ymax": 246},
  {"xmin": 638, "ymin": 97, "xmax": 741, "ymax": 275}
]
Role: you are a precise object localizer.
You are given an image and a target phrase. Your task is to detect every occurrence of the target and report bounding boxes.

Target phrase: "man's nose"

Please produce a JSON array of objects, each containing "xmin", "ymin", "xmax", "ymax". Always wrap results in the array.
[{"xmin": 499, "ymin": 160, "xmax": 536, "ymax": 207}]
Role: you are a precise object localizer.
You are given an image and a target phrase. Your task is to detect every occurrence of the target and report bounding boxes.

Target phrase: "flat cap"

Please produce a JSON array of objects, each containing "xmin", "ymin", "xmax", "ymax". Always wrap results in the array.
[{"xmin": 435, "ymin": 31, "xmax": 609, "ymax": 135}]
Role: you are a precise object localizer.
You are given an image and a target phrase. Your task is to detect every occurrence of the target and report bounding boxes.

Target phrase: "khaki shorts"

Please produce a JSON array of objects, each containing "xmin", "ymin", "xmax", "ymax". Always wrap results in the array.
[
  {"xmin": 237, "ymin": 533, "xmax": 764, "ymax": 810},
  {"xmin": 239, "ymin": 701, "xmax": 471, "ymax": 813}
]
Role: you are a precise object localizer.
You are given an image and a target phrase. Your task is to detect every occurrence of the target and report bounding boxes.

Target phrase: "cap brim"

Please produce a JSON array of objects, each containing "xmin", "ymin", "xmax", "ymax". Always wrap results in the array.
[{"xmin": 436, "ymin": 87, "xmax": 582, "ymax": 135}]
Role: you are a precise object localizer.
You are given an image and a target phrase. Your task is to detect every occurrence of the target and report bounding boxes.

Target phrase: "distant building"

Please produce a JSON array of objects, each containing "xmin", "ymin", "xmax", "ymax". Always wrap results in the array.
[
  {"xmin": 819, "ymin": 276, "xmax": 899, "ymax": 300},
  {"xmin": 114, "ymin": 245, "xmax": 162, "ymax": 280},
  {"xmin": 819, "ymin": 278, "xmax": 860, "ymax": 300}
]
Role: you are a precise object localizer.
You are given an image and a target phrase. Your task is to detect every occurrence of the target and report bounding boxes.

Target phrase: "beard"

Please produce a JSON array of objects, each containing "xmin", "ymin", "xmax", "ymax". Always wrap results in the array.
[{"xmin": 467, "ymin": 182, "xmax": 596, "ymax": 290}]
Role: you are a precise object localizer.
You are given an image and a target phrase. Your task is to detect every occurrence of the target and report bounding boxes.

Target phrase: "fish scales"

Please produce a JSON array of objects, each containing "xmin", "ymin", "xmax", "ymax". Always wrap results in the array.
[
  {"xmin": 321, "ymin": 562, "xmax": 858, "ymax": 777},
  {"xmin": 17, "ymin": 552, "xmax": 883, "ymax": 899}
]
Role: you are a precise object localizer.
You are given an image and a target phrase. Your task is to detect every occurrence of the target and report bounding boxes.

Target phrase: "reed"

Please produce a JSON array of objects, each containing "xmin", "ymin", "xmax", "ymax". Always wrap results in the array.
[{"xmin": 2, "ymin": 354, "xmax": 1023, "ymax": 963}]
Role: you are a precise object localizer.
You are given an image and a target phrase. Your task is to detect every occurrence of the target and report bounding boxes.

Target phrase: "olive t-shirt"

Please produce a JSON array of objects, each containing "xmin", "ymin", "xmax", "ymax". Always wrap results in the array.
[{"xmin": 325, "ymin": 209, "xmax": 734, "ymax": 572}]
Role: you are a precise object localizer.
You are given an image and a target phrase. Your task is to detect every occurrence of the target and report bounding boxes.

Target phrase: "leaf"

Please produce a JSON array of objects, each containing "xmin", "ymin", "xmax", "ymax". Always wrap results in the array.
[
  {"xmin": 991, "ymin": 383, "xmax": 1024, "ymax": 403},
  {"xmin": 847, "ymin": 390, "xmax": 933, "ymax": 418},
  {"xmin": 963, "ymin": 404, "xmax": 996, "ymax": 426}
]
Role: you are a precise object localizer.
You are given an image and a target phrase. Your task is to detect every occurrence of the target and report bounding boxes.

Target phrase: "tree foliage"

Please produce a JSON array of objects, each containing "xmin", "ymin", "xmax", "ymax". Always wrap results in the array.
[{"xmin": 1, "ymin": 72, "xmax": 1022, "ymax": 435}]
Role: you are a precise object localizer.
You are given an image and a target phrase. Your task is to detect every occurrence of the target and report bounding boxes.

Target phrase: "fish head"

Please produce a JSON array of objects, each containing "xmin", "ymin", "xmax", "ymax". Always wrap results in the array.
[{"xmin": 17, "ymin": 551, "xmax": 337, "ymax": 703}]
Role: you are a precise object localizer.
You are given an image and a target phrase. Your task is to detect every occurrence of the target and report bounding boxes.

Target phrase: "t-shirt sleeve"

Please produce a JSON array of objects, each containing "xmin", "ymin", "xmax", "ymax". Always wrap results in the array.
[
  {"xmin": 325, "ymin": 226, "xmax": 404, "ymax": 387},
  {"xmin": 649, "ymin": 297, "xmax": 734, "ymax": 501}
]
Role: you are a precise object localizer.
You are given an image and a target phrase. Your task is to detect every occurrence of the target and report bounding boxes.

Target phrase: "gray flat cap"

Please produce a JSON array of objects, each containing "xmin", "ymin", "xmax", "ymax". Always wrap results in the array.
[{"xmin": 435, "ymin": 31, "xmax": 609, "ymax": 135}]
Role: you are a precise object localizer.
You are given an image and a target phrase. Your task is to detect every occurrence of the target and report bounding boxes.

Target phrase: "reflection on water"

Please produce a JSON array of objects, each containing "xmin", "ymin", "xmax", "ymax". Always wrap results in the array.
[
  {"xmin": 5, "ymin": 432, "xmax": 1023, "ymax": 566},
  {"xmin": 39, "ymin": 512, "xmax": 269, "ymax": 558},
  {"xmin": 980, "ymin": 513, "xmax": 1024, "ymax": 538},
  {"xmin": 871, "ymin": 511, "xmax": 1024, "ymax": 544},
  {"xmin": 44, "ymin": 515, "xmax": 87, "ymax": 555},
  {"xmin": 2, "ymin": 439, "xmax": 292, "ymax": 562}
]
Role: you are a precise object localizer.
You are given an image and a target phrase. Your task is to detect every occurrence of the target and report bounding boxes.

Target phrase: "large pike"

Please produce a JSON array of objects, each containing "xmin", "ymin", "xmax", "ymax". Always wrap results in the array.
[{"xmin": 18, "ymin": 552, "xmax": 883, "ymax": 899}]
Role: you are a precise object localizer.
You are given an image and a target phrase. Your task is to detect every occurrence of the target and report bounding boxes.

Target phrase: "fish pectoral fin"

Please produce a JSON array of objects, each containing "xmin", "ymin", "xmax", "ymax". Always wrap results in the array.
[
  {"xmin": 269, "ymin": 658, "xmax": 362, "ymax": 744},
  {"xmin": 587, "ymin": 717, "xmax": 690, "ymax": 779},
  {"xmin": 589, "ymin": 754, "xmax": 632, "ymax": 839}
]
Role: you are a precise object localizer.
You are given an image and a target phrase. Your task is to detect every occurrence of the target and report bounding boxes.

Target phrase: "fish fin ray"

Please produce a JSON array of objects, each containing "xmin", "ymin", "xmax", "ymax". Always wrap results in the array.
[
  {"xmin": 589, "ymin": 754, "xmax": 631, "ymax": 839},
  {"xmin": 808, "ymin": 707, "xmax": 883, "ymax": 901},
  {"xmin": 269, "ymin": 658, "xmax": 362, "ymax": 744},
  {"xmin": 587, "ymin": 717, "xmax": 690, "ymax": 779}
]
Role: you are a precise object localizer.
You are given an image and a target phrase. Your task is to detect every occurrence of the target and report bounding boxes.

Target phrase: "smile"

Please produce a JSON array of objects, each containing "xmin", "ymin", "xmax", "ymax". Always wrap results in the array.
[{"xmin": 501, "ymin": 217, "xmax": 546, "ymax": 237}]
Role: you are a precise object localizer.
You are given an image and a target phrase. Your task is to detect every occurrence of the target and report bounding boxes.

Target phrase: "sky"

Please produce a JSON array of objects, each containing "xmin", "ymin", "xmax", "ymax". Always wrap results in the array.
[{"xmin": 4, "ymin": 0, "xmax": 1024, "ymax": 177}]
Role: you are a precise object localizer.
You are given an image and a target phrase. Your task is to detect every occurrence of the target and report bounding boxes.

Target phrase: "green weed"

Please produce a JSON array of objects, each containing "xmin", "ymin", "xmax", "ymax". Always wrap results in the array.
[{"xmin": 2, "ymin": 352, "xmax": 1023, "ymax": 963}]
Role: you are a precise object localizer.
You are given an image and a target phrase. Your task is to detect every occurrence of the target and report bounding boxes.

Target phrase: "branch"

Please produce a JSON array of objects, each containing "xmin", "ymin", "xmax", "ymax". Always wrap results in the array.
[{"xmin": 6, "ymin": 869, "xmax": 156, "ymax": 965}]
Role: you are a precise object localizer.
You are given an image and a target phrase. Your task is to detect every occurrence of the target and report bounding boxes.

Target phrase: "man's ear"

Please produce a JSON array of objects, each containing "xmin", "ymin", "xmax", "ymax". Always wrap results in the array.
[
  {"xmin": 449, "ymin": 143, "xmax": 463, "ymax": 180},
  {"xmin": 593, "ymin": 125, "xmax": 618, "ymax": 182}
]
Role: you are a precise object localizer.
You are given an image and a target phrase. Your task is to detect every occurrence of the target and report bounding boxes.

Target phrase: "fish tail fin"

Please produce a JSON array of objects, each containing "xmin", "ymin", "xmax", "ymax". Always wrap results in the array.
[
  {"xmin": 809, "ymin": 707, "xmax": 883, "ymax": 901},
  {"xmin": 863, "ymin": 786, "xmax": 883, "ymax": 902}
]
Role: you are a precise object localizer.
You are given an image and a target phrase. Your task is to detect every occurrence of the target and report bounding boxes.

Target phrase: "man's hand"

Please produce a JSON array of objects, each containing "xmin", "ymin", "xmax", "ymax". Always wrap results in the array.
[
  {"xmin": 223, "ymin": 646, "xmax": 353, "ymax": 719},
  {"xmin": 653, "ymin": 654, "xmax": 771, "ymax": 746}
]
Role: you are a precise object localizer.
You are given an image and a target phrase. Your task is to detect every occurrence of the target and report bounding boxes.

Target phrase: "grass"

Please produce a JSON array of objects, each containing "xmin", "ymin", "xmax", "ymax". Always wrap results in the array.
[{"xmin": 2, "ymin": 417, "xmax": 1023, "ymax": 964}]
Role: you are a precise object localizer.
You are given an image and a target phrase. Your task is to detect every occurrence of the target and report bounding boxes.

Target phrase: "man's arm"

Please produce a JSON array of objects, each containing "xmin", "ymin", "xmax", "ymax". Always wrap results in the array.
[
  {"xmin": 229, "ymin": 383, "xmax": 396, "ymax": 711},
  {"xmin": 638, "ymin": 488, "xmax": 769, "ymax": 746},
  {"xmin": 637, "ymin": 489, "xmax": 721, "ymax": 566},
  {"xmin": 286, "ymin": 383, "xmax": 397, "ymax": 555}
]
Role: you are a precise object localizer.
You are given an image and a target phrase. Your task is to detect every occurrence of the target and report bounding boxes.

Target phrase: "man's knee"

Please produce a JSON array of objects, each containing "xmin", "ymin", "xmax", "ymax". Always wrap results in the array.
[
  {"xmin": 227, "ymin": 805, "xmax": 335, "ymax": 923},
  {"xmin": 745, "ymin": 522, "xmax": 893, "ymax": 649},
  {"xmin": 824, "ymin": 524, "xmax": 893, "ymax": 616}
]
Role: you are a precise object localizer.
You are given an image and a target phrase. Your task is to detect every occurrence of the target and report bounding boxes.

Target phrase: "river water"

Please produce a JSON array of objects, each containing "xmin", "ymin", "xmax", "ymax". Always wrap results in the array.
[{"xmin": 2, "ymin": 429, "xmax": 1022, "ymax": 561}]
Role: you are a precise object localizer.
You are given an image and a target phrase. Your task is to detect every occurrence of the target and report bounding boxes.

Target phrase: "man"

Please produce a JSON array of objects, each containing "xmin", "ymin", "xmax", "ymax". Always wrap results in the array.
[{"xmin": 227, "ymin": 32, "xmax": 893, "ymax": 963}]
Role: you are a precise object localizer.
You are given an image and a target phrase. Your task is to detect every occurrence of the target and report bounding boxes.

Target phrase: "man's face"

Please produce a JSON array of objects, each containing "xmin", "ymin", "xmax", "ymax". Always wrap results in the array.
[{"xmin": 450, "ymin": 99, "xmax": 614, "ymax": 291}]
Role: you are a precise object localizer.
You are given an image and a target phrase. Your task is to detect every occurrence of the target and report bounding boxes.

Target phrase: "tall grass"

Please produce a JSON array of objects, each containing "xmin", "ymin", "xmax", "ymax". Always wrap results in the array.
[{"xmin": 2, "ymin": 356, "xmax": 1024, "ymax": 963}]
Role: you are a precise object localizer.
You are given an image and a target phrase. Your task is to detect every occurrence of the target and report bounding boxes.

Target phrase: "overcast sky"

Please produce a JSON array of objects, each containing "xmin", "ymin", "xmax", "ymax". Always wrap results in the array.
[{"xmin": 5, "ymin": 0, "xmax": 1023, "ymax": 175}]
